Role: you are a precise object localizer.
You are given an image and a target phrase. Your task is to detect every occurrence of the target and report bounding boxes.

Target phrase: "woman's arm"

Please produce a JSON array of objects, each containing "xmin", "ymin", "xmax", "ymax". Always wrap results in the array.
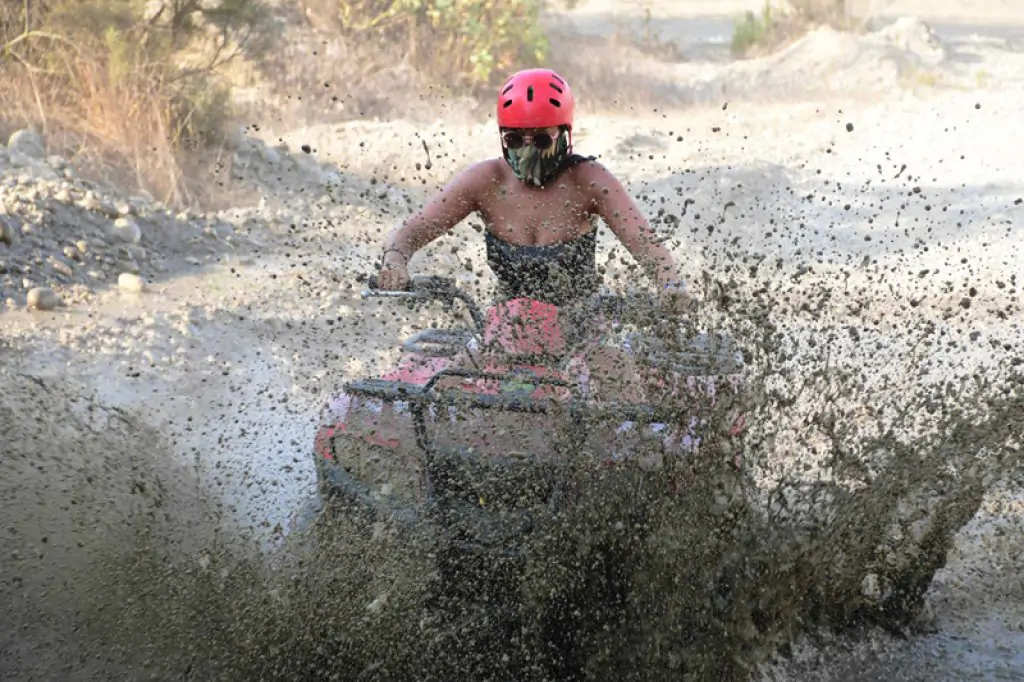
[
  {"xmin": 579, "ymin": 161, "xmax": 681, "ymax": 289},
  {"xmin": 379, "ymin": 161, "xmax": 495, "ymax": 288}
]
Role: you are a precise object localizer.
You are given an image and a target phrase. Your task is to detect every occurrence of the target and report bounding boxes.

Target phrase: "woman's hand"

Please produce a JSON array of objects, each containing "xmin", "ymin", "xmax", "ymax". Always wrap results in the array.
[{"xmin": 378, "ymin": 249, "xmax": 411, "ymax": 290}]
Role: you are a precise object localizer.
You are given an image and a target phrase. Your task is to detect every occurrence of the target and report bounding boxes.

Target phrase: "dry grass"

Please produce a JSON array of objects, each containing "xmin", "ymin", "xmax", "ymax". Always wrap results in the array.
[
  {"xmin": 1, "ymin": 64, "xmax": 220, "ymax": 208},
  {"xmin": 0, "ymin": 1, "xmax": 552, "ymax": 206},
  {"xmin": 0, "ymin": 0, "xmax": 266, "ymax": 209}
]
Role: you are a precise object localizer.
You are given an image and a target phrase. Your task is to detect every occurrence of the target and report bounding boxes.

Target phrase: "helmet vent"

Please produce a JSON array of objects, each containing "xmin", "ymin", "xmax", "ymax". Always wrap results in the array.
[
  {"xmin": 502, "ymin": 99, "xmax": 513, "ymax": 108},
  {"xmin": 501, "ymin": 83, "xmax": 514, "ymax": 95},
  {"xmin": 549, "ymin": 98, "xmax": 561, "ymax": 107},
  {"xmin": 549, "ymin": 83, "xmax": 563, "ymax": 93},
  {"xmin": 526, "ymin": 85, "xmax": 534, "ymax": 101},
  {"xmin": 551, "ymin": 73, "xmax": 566, "ymax": 85}
]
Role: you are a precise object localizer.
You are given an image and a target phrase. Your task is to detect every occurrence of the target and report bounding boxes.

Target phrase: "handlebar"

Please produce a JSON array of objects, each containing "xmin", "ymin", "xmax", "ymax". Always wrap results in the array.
[
  {"xmin": 361, "ymin": 275, "xmax": 657, "ymax": 328},
  {"xmin": 358, "ymin": 274, "xmax": 729, "ymax": 360},
  {"xmin": 362, "ymin": 274, "xmax": 486, "ymax": 332}
]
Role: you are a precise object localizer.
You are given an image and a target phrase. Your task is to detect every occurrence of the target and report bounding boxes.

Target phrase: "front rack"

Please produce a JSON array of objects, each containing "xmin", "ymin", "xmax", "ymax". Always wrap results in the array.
[{"xmin": 345, "ymin": 367, "xmax": 682, "ymax": 423}]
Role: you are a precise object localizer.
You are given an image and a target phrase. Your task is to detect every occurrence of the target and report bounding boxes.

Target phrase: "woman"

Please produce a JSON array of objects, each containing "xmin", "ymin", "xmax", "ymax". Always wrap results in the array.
[
  {"xmin": 377, "ymin": 67, "xmax": 691, "ymax": 397},
  {"xmin": 377, "ymin": 67, "xmax": 689, "ymax": 307}
]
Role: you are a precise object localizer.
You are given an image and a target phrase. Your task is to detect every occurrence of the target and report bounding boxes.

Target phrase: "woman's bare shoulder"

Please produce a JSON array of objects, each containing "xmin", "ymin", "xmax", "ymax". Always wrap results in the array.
[
  {"xmin": 567, "ymin": 157, "xmax": 623, "ymax": 199},
  {"xmin": 427, "ymin": 159, "xmax": 503, "ymax": 206},
  {"xmin": 458, "ymin": 158, "xmax": 504, "ymax": 187},
  {"xmin": 569, "ymin": 156, "xmax": 613, "ymax": 181}
]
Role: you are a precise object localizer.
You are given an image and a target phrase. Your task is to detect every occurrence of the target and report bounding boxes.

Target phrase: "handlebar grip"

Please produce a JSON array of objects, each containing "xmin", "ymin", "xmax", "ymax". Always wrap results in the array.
[
  {"xmin": 365, "ymin": 274, "xmax": 455, "ymax": 293},
  {"xmin": 360, "ymin": 274, "xmax": 456, "ymax": 299},
  {"xmin": 361, "ymin": 274, "xmax": 413, "ymax": 299},
  {"xmin": 409, "ymin": 275, "xmax": 456, "ymax": 292}
]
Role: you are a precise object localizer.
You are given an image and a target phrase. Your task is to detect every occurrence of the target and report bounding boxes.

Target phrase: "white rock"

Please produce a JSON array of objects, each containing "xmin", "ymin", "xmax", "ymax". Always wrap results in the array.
[
  {"xmin": 118, "ymin": 273, "xmax": 147, "ymax": 293},
  {"xmin": 111, "ymin": 217, "xmax": 142, "ymax": 244},
  {"xmin": 26, "ymin": 286, "xmax": 58, "ymax": 311},
  {"xmin": 7, "ymin": 129, "xmax": 45, "ymax": 158}
]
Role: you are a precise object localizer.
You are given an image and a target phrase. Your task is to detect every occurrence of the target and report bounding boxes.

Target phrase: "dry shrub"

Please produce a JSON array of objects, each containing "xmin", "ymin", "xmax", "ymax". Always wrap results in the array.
[
  {"xmin": 732, "ymin": 0, "xmax": 852, "ymax": 58},
  {"xmin": 0, "ymin": 0, "xmax": 269, "ymax": 207},
  {"xmin": 305, "ymin": 0, "xmax": 550, "ymax": 89},
  {"xmin": 245, "ymin": 0, "xmax": 551, "ymax": 127}
]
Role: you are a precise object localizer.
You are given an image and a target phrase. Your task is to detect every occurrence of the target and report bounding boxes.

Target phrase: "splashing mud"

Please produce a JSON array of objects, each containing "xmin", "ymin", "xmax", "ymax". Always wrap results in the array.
[
  {"xmin": 3, "ymin": 267, "xmax": 1019, "ymax": 680},
  {"xmin": 0, "ymin": 365, "xmax": 213, "ymax": 679}
]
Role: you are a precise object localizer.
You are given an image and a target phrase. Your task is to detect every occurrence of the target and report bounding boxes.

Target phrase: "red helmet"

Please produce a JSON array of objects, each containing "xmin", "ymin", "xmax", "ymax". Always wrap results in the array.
[{"xmin": 496, "ymin": 68, "xmax": 575, "ymax": 130}]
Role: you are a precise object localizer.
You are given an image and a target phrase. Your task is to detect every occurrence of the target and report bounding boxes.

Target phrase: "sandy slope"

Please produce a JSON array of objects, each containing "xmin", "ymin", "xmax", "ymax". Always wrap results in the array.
[{"xmin": 2, "ymin": 9, "xmax": 1022, "ymax": 680}]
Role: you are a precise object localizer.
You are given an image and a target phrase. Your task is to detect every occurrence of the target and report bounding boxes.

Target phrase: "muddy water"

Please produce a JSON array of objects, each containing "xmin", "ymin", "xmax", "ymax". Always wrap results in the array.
[
  {"xmin": 759, "ymin": 484, "xmax": 1024, "ymax": 681},
  {"xmin": 5, "ymin": 192, "xmax": 1022, "ymax": 680},
  {"xmin": 4, "ymin": 257, "xmax": 1019, "ymax": 681}
]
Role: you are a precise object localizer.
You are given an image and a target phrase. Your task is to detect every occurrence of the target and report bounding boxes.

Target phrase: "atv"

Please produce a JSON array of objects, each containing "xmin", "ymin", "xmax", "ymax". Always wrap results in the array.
[
  {"xmin": 311, "ymin": 274, "xmax": 750, "ymax": 676},
  {"xmin": 313, "ymin": 273, "xmax": 747, "ymax": 541}
]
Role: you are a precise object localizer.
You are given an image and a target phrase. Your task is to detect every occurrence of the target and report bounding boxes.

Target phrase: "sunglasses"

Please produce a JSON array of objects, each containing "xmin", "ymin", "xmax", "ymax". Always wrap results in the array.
[{"xmin": 502, "ymin": 130, "xmax": 557, "ymax": 151}]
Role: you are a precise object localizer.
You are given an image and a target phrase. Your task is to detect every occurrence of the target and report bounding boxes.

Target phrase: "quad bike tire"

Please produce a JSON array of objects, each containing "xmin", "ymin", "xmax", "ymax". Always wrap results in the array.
[{"xmin": 316, "ymin": 435, "xmax": 424, "ymax": 528}]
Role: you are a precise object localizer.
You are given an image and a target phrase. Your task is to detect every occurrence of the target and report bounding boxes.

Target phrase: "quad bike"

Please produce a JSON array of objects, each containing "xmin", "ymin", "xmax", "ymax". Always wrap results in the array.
[
  {"xmin": 311, "ymin": 275, "xmax": 750, "ymax": 676},
  {"xmin": 313, "ymin": 275, "xmax": 747, "ymax": 526}
]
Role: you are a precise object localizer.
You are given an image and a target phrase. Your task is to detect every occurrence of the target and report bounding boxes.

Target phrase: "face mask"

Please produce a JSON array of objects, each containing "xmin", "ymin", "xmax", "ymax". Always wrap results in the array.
[{"xmin": 502, "ymin": 128, "xmax": 571, "ymax": 187}]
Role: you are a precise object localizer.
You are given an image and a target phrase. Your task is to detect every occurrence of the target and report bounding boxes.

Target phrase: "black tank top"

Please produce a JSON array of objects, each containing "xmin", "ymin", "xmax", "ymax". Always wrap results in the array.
[{"xmin": 485, "ymin": 154, "xmax": 600, "ymax": 306}]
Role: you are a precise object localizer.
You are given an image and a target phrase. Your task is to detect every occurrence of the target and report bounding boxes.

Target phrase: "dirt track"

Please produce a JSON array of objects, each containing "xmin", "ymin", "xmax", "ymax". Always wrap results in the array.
[{"xmin": 2, "ymin": 4, "xmax": 1023, "ymax": 680}]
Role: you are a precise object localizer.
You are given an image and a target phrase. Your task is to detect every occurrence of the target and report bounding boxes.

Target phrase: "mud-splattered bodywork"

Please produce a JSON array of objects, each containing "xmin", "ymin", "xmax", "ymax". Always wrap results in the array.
[{"xmin": 313, "ymin": 289, "xmax": 748, "ymax": 534}]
